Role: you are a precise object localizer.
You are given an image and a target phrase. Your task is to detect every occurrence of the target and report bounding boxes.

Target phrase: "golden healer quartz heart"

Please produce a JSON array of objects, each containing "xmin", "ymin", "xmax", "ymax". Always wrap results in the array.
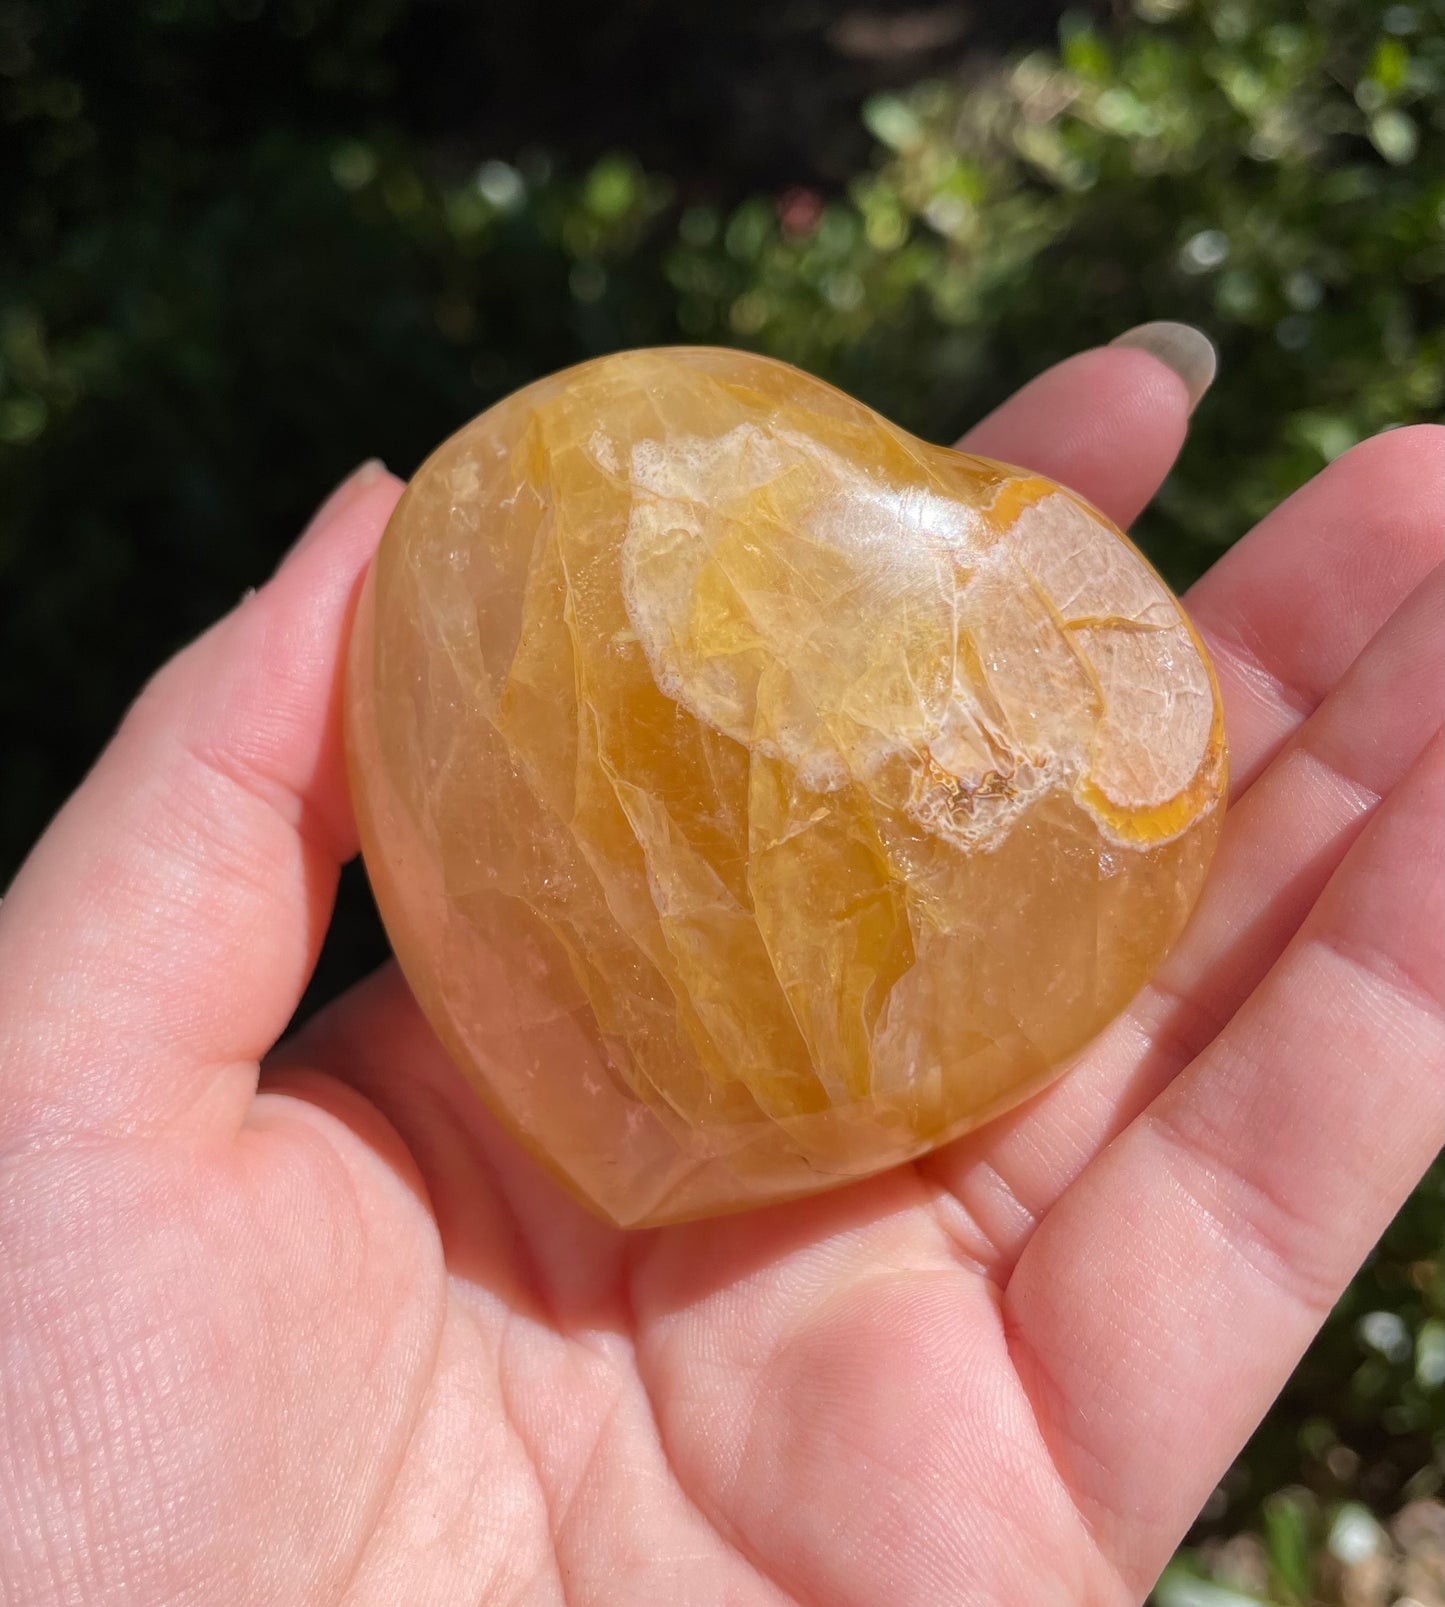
[{"xmin": 345, "ymin": 347, "xmax": 1227, "ymax": 1227}]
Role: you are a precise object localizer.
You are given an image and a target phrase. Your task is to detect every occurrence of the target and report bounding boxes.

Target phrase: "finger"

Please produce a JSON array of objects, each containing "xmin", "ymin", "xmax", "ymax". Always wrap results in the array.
[
  {"xmin": 1004, "ymin": 736, "xmax": 1445, "ymax": 1595},
  {"xmin": 922, "ymin": 566, "xmax": 1443, "ymax": 1272},
  {"xmin": 957, "ymin": 325, "xmax": 1211, "ymax": 530},
  {"xmin": 915, "ymin": 425, "xmax": 1442, "ymax": 1251},
  {"xmin": 1151, "ymin": 563, "xmax": 1443, "ymax": 1023},
  {"xmin": 1189, "ymin": 423, "xmax": 1443, "ymax": 794},
  {"xmin": 0, "ymin": 464, "xmax": 404, "ymax": 1146}
]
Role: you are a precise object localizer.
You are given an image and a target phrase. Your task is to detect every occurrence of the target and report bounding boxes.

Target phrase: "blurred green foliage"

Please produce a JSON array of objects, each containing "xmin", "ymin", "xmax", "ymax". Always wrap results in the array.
[
  {"xmin": 1, "ymin": 0, "xmax": 1440, "ymax": 1595},
  {"xmin": 660, "ymin": 0, "xmax": 1444, "ymax": 581}
]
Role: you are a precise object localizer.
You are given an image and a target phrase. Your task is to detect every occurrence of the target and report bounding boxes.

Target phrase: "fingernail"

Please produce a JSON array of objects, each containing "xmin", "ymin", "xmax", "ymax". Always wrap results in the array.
[
  {"xmin": 307, "ymin": 458, "xmax": 389, "ymax": 535},
  {"xmin": 280, "ymin": 459, "xmax": 389, "ymax": 571},
  {"xmin": 1109, "ymin": 321, "xmax": 1217, "ymax": 414}
]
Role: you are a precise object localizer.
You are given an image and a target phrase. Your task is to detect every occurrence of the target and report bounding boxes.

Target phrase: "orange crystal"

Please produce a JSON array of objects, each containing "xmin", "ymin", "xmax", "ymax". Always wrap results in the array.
[{"xmin": 345, "ymin": 347, "xmax": 1227, "ymax": 1226}]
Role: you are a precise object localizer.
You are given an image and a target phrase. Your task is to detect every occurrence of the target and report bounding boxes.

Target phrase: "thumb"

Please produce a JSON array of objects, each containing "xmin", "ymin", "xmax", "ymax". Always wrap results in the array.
[{"xmin": 0, "ymin": 462, "xmax": 403, "ymax": 1147}]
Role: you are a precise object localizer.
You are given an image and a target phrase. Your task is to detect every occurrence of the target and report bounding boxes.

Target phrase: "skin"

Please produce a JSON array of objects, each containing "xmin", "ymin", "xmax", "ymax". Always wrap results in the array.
[{"xmin": 0, "ymin": 348, "xmax": 1440, "ymax": 1607}]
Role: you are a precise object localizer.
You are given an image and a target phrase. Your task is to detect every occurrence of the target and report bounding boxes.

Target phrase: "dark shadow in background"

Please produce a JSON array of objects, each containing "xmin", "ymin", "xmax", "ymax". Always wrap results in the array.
[{"xmin": 0, "ymin": 0, "xmax": 1096, "ymax": 1015}]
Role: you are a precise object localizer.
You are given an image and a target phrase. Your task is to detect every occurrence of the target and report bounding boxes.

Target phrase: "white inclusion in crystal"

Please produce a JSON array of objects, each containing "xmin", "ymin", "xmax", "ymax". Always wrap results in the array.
[
  {"xmin": 629, "ymin": 423, "xmax": 783, "ymax": 503},
  {"xmin": 448, "ymin": 458, "xmax": 481, "ymax": 502},
  {"xmin": 621, "ymin": 424, "xmax": 1037, "ymax": 841},
  {"xmin": 587, "ymin": 430, "xmax": 620, "ymax": 475},
  {"xmin": 620, "ymin": 423, "xmax": 1215, "ymax": 850}
]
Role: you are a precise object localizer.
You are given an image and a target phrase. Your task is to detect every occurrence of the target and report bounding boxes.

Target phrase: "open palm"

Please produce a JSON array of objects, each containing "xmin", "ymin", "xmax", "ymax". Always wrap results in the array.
[{"xmin": 3, "ymin": 345, "xmax": 1441, "ymax": 1607}]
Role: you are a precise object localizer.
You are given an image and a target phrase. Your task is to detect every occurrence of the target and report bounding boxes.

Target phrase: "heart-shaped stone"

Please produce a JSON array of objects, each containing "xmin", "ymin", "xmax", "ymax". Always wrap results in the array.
[{"xmin": 345, "ymin": 347, "xmax": 1226, "ymax": 1227}]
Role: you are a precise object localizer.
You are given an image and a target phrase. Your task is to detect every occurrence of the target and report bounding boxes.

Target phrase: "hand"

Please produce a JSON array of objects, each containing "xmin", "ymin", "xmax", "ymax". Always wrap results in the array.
[{"xmin": 2, "ymin": 348, "xmax": 1440, "ymax": 1607}]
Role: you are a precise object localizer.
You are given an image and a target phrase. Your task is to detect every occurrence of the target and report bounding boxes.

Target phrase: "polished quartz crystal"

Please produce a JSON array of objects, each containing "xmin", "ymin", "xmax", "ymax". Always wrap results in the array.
[{"xmin": 345, "ymin": 347, "xmax": 1227, "ymax": 1227}]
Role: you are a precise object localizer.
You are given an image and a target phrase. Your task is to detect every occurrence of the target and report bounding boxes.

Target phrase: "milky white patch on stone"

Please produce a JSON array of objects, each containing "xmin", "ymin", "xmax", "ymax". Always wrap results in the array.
[
  {"xmin": 1003, "ymin": 492, "xmax": 1213, "ymax": 817},
  {"xmin": 1076, "ymin": 625, "xmax": 1215, "ymax": 811},
  {"xmin": 587, "ymin": 430, "xmax": 620, "ymax": 475},
  {"xmin": 447, "ymin": 458, "xmax": 481, "ymax": 504},
  {"xmin": 1004, "ymin": 491, "xmax": 1178, "ymax": 629},
  {"xmin": 621, "ymin": 433, "xmax": 1210, "ymax": 852}
]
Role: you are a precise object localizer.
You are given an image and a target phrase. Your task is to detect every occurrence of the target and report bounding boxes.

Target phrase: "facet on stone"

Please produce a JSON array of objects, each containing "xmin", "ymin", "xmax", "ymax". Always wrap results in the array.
[{"xmin": 344, "ymin": 346, "xmax": 1227, "ymax": 1227}]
